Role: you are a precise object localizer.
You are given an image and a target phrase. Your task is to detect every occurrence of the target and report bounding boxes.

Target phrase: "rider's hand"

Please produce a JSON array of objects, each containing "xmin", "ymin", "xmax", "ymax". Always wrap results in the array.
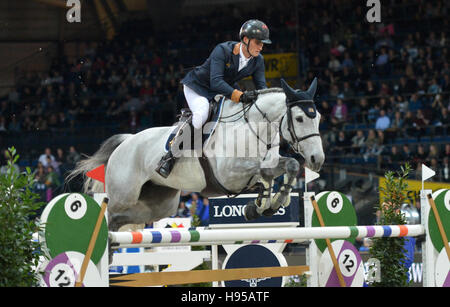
[{"xmin": 239, "ymin": 90, "xmax": 258, "ymax": 104}]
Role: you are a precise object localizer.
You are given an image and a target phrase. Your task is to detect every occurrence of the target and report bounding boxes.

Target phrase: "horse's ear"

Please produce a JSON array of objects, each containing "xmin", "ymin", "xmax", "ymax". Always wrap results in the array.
[
  {"xmin": 280, "ymin": 78, "xmax": 298, "ymax": 102},
  {"xmin": 306, "ymin": 77, "xmax": 318, "ymax": 99}
]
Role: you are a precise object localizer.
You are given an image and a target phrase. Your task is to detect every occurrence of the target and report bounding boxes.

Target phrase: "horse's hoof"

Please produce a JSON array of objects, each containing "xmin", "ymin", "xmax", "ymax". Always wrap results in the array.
[
  {"xmin": 244, "ymin": 202, "xmax": 260, "ymax": 221},
  {"xmin": 262, "ymin": 207, "xmax": 277, "ymax": 217},
  {"xmin": 108, "ymin": 238, "xmax": 119, "ymax": 265}
]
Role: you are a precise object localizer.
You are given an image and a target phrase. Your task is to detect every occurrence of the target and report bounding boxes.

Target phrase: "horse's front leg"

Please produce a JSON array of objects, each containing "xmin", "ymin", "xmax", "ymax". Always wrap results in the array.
[
  {"xmin": 271, "ymin": 157, "xmax": 300, "ymax": 211},
  {"xmin": 243, "ymin": 145, "xmax": 283, "ymax": 220},
  {"xmin": 243, "ymin": 167, "xmax": 275, "ymax": 220}
]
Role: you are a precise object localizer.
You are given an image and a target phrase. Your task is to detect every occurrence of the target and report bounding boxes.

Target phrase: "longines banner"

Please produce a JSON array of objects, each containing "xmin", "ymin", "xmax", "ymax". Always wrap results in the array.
[{"xmin": 208, "ymin": 193, "xmax": 300, "ymax": 227}]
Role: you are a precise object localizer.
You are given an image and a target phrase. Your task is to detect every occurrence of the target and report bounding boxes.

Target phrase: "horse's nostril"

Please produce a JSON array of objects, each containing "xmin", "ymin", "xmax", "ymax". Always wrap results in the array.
[{"xmin": 311, "ymin": 155, "xmax": 316, "ymax": 163}]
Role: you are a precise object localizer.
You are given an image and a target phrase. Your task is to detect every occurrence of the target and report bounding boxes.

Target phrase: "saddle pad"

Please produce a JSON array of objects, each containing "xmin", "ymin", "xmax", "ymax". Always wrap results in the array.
[{"xmin": 164, "ymin": 96, "xmax": 226, "ymax": 152}]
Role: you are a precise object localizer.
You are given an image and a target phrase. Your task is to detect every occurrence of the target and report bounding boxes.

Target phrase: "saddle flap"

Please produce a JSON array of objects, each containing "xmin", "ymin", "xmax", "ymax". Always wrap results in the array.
[{"xmin": 164, "ymin": 97, "xmax": 225, "ymax": 152}]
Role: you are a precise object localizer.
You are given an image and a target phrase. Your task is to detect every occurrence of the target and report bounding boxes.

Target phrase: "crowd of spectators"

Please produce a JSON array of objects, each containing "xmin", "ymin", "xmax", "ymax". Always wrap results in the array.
[
  {"xmin": 172, "ymin": 192, "xmax": 210, "ymax": 226},
  {"xmin": 1, "ymin": 0, "xmax": 450, "ymax": 224},
  {"xmin": 297, "ymin": 0, "xmax": 450, "ymax": 182}
]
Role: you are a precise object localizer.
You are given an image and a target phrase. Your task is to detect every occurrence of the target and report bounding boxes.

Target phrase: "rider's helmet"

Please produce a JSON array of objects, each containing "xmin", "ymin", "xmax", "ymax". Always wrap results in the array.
[{"xmin": 239, "ymin": 19, "xmax": 272, "ymax": 44}]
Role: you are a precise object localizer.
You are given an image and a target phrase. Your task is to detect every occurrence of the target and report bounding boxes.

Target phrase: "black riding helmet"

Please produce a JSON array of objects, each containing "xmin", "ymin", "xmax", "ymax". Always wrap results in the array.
[{"xmin": 239, "ymin": 19, "xmax": 272, "ymax": 44}]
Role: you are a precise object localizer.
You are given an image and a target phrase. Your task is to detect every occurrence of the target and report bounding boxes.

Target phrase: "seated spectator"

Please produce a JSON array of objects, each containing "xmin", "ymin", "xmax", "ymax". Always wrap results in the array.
[
  {"xmin": 196, "ymin": 197, "xmax": 209, "ymax": 226},
  {"xmin": 332, "ymin": 131, "xmax": 350, "ymax": 156},
  {"xmin": 341, "ymin": 81, "xmax": 355, "ymax": 99},
  {"xmin": 396, "ymin": 77, "xmax": 409, "ymax": 96},
  {"xmin": 331, "ymin": 99, "xmax": 348, "ymax": 129},
  {"xmin": 66, "ymin": 145, "xmax": 81, "ymax": 166},
  {"xmin": 429, "ymin": 158, "xmax": 439, "ymax": 178},
  {"xmin": 431, "ymin": 94, "xmax": 445, "ymax": 117},
  {"xmin": 176, "ymin": 201, "xmax": 190, "ymax": 218},
  {"xmin": 340, "ymin": 52, "xmax": 354, "ymax": 69},
  {"xmin": 0, "ymin": 116, "xmax": 6, "ymax": 132},
  {"xmin": 363, "ymin": 129, "xmax": 378, "ymax": 149},
  {"xmin": 402, "ymin": 111, "xmax": 417, "ymax": 137},
  {"xmin": 427, "ymin": 78, "xmax": 442, "ymax": 95},
  {"xmin": 440, "ymin": 157, "xmax": 449, "ymax": 182},
  {"xmin": 364, "ymin": 80, "xmax": 377, "ymax": 98},
  {"xmin": 355, "ymin": 65, "xmax": 369, "ymax": 92},
  {"xmin": 387, "ymin": 110, "xmax": 404, "ymax": 140},
  {"xmin": 45, "ymin": 165, "xmax": 61, "ymax": 201},
  {"xmin": 367, "ymin": 104, "xmax": 380, "ymax": 123},
  {"xmin": 8, "ymin": 115, "xmax": 21, "ymax": 133},
  {"xmin": 38, "ymin": 147, "xmax": 56, "ymax": 168},
  {"xmin": 128, "ymin": 110, "xmax": 139, "ymax": 133},
  {"xmin": 413, "ymin": 144, "xmax": 428, "ymax": 168},
  {"xmin": 414, "ymin": 109, "xmax": 430, "ymax": 136},
  {"xmin": 186, "ymin": 192, "xmax": 202, "ymax": 217},
  {"xmin": 427, "ymin": 144, "xmax": 440, "ymax": 164},
  {"xmin": 375, "ymin": 109, "xmax": 391, "ymax": 131},
  {"xmin": 362, "ymin": 129, "xmax": 384, "ymax": 162},
  {"xmin": 139, "ymin": 79, "xmax": 153, "ymax": 103},
  {"xmin": 376, "ymin": 130, "xmax": 386, "ymax": 147},
  {"xmin": 435, "ymin": 107, "xmax": 449, "ymax": 135},
  {"xmin": 351, "ymin": 130, "xmax": 365, "ymax": 154},
  {"xmin": 394, "ymin": 95, "xmax": 408, "ymax": 113},
  {"xmin": 55, "ymin": 147, "xmax": 66, "ymax": 175},
  {"xmin": 46, "ymin": 155, "xmax": 60, "ymax": 175},
  {"xmin": 375, "ymin": 47, "xmax": 390, "ymax": 76},
  {"xmin": 318, "ymin": 100, "xmax": 332, "ymax": 119},
  {"xmin": 441, "ymin": 74, "xmax": 450, "ymax": 92},
  {"xmin": 385, "ymin": 145, "xmax": 402, "ymax": 170},
  {"xmin": 33, "ymin": 162, "xmax": 48, "ymax": 202},
  {"xmin": 328, "ymin": 55, "xmax": 341, "ymax": 72},
  {"xmin": 408, "ymin": 93, "xmax": 423, "ymax": 112},
  {"xmin": 355, "ymin": 98, "xmax": 370, "ymax": 123},
  {"xmin": 401, "ymin": 144, "xmax": 414, "ymax": 162},
  {"xmin": 378, "ymin": 98, "xmax": 391, "ymax": 112},
  {"xmin": 379, "ymin": 83, "xmax": 392, "ymax": 97},
  {"xmin": 444, "ymin": 144, "xmax": 450, "ymax": 160}
]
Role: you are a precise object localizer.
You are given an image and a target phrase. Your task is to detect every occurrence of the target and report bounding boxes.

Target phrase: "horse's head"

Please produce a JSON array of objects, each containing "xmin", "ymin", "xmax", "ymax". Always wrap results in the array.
[{"xmin": 280, "ymin": 78, "xmax": 325, "ymax": 172}]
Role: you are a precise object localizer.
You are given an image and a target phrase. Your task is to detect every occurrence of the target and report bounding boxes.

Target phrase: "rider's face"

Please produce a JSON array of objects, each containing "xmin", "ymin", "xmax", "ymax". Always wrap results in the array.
[{"xmin": 243, "ymin": 37, "xmax": 263, "ymax": 57}]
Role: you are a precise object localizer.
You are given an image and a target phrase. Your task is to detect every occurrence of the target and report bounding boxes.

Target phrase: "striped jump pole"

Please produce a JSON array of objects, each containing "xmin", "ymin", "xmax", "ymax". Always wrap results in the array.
[{"xmin": 109, "ymin": 224, "xmax": 425, "ymax": 247}]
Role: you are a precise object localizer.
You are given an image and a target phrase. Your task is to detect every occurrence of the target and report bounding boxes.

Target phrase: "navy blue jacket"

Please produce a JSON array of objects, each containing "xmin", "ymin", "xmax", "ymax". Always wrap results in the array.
[{"xmin": 181, "ymin": 41, "xmax": 267, "ymax": 101}]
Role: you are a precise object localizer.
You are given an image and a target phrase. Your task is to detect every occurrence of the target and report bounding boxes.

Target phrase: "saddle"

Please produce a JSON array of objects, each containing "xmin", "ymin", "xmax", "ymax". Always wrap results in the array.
[
  {"xmin": 163, "ymin": 96, "xmax": 235, "ymax": 196},
  {"xmin": 164, "ymin": 96, "xmax": 224, "ymax": 152}
]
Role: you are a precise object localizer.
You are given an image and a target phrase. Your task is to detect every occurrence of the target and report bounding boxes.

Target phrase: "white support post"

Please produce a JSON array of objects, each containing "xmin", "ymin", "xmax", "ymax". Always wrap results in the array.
[
  {"xmin": 211, "ymin": 245, "xmax": 219, "ymax": 287},
  {"xmin": 93, "ymin": 192, "xmax": 109, "ymax": 287},
  {"xmin": 303, "ymin": 191, "xmax": 319, "ymax": 287},
  {"xmin": 421, "ymin": 189, "xmax": 435, "ymax": 287}
]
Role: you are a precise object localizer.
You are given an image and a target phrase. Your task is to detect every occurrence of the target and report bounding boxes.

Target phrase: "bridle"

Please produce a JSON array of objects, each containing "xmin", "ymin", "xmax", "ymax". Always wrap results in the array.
[
  {"xmin": 241, "ymin": 91, "xmax": 320, "ymax": 153},
  {"xmin": 283, "ymin": 100, "xmax": 321, "ymax": 154}
]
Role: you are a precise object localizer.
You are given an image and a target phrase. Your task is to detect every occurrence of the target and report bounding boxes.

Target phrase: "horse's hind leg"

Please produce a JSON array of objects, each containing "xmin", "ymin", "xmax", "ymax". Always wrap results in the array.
[{"xmin": 107, "ymin": 210, "xmax": 141, "ymax": 264}]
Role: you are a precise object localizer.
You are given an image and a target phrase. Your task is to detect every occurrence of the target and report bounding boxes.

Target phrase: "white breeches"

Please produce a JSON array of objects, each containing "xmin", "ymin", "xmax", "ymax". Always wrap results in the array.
[{"xmin": 183, "ymin": 85, "xmax": 209, "ymax": 130}]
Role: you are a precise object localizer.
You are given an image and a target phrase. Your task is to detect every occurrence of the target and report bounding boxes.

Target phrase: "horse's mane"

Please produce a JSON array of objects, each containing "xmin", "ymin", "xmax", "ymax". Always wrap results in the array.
[{"xmin": 257, "ymin": 87, "xmax": 284, "ymax": 95}]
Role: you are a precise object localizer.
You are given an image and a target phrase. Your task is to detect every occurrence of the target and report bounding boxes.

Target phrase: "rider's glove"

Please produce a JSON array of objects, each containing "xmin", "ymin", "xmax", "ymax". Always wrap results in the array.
[{"xmin": 239, "ymin": 90, "xmax": 258, "ymax": 104}]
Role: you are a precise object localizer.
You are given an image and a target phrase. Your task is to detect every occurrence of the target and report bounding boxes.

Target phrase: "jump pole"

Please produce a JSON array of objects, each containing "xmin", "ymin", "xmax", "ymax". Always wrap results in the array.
[
  {"xmin": 110, "ymin": 265, "xmax": 310, "ymax": 287},
  {"xmin": 108, "ymin": 225, "xmax": 425, "ymax": 245}
]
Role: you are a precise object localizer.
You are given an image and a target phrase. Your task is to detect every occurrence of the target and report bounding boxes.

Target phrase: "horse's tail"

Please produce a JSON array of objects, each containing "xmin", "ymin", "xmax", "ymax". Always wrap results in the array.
[{"xmin": 66, "ymin": 133, "xmax": 132, "ymax": 193}]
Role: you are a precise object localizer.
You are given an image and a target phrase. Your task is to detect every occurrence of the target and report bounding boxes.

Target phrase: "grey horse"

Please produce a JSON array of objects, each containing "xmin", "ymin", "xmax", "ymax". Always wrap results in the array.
[{"xmin": 68, "ymin": 78, "xmax": 324, "ymax": 232}]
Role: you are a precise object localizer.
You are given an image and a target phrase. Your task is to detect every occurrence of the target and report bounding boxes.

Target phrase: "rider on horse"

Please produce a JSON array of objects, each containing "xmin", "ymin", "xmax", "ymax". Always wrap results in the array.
[{"xmin": 156, "ymin": 19, "xmax": 273, "ymax": 178}]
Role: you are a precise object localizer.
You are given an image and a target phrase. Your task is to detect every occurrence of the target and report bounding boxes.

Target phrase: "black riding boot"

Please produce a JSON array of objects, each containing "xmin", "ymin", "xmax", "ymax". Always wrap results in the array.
[
  {"xmin": 155, "ymin": 111, "xmax": 192, "ymax": 178},
  {"xmin": 155, "ymin": 150, "xmax": 175, "ymax": 178}
]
